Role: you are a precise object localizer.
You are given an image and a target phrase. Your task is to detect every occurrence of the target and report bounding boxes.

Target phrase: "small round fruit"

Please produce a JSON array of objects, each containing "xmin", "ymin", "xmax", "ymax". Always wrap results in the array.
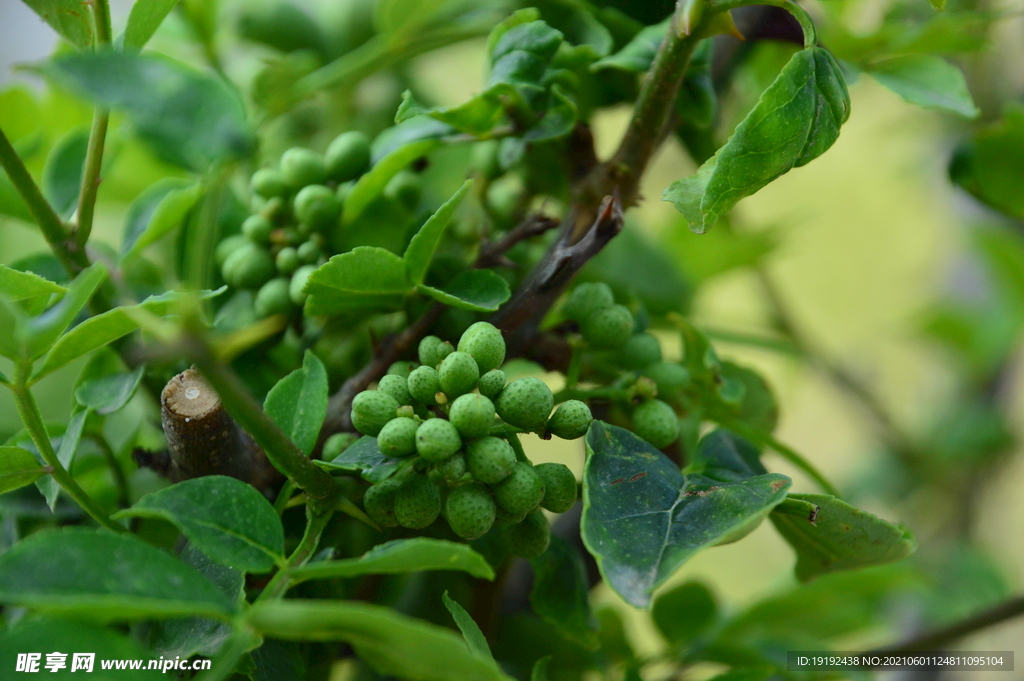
[
  {"xmin": 449, "ymin": 393, "xmax": 495, "ymax": 439},
  {"xmin": 437, "ymin": 452, "xmax": 467, "ymax": 483},
  {"xmin": 280, "ymin": 147, "xmax": 327, "ymax": 190},
  {"xmin": 471, "ymin": 140, "xmax": 501, "ymax": 180},
  {"xmin": 377, "ymin": 374, "xmax": 412, "ymax": 406},
  {"xmin": 507, "ymin": 510, "xmax": 550, "ymax": 558},
  {"xmin": 254, "ymin": 277, "xmax": 293, "ymax": 317},
  {"xmin": 493, "ymin": 462, "xmax": 545, "ymax": 516},
  {"xmin": 535, "ymin": 462, "xmax": 577, "ymax": 513},
  {"xmin": 323, "ymin": 432, "xmax": 358, "ymax": 460},
  {"xmin": 465, "ymin": 437, "xmax": 516, "ymax": 484},
  {"xmin": 477, "ymin": 369, "xmax": 505, "ymax": 399},
  {"xmin": 633, "ymin": 399, "xmax": 680, "ymax": 449},
  {"xmin": 325, "ymin": 130, "xmax": 371, "ymax": 182},
  {"xmin": 418, "ymin": 335, "xmax": 453, "ymax": 367},
  {"xmin": 242, "ymin": 214, "xmax": 273, "ymax": 244},
  {"xmin": 642, "ymin": 362, "xmax": 691, "ymax": 404},
  {"xmin": 250, "ymin": 168, "xmax": 287, "ymax": 198},
  {"xmin": 495, "ymin": 377, "xmax": 553, "ymax": 432},
  {"xmin": 394, "ymin": 474, "xmax": 441, "ymax": 529},
  {"xmin": 620, "ymin": 332, "xmax": 662, "ymax": 370},
  {"xmin": 384, "ymin": 170, "xmax": 421, "ymax": 210},
  {"xmin": 445, "ymin": 482, "xmax": 496, "ymax": 540},
  {"xmin": 363, "ymin": 476, "xmax": 402, "ymax": 528},
  {"xmin": 407, "ymin": 366, "xmax": 441, "ymax": 405},
  {"xmin": 581, "ymin": 304, "xmax": 633, "ymax": 349},
  {"xmin": 290, "ymin": 264, "xmax": 316, "ymax": 306},
  {"xmin": 494, "ymin": 504, "xmax": 528, "ymax": 527},
  {"xmin": 351, "ymin": 390, "xmax": 400, "ymax": 437},
  {"xmin": 222, "ymin": 242, "xmax": 276, "ymax": 289},
  {"xmin": 294, "ymin": 184, "xmax": 341, "ymax": 231},
  {"xmin": 457, "ymin": 321, "xmax": 505, "ymax": 373},
  {"xmin": 562, "ymin": 282, "xmax": 614, "ymax": 322},
  {"xmin": 276, "ymin": 246, "xmax": 299, "ymax": 274},
  {"xmin": 215, "ymin": 235, "xmax": 248, "ymax": 268},
  {"xmin": 438, "ymin": 351, "xmax": 479, "ymax": 399},
  {"xmin": 545, "ymin": 400, "xmax": 592, "ymax": 440},
  {"xmin": 377, "ymin": 417, "xmax": 418, "ymax": 457},
  {"xmin": 387, "ymin": 361, "xmax": 417, "ymax": 378},
  {"xmin": 297, "ymin": 240, "xmax": 321, "ymax": 264},
  {"xmin": 415, "ymin": 418, "xmax": 462, "ymax": 462}
]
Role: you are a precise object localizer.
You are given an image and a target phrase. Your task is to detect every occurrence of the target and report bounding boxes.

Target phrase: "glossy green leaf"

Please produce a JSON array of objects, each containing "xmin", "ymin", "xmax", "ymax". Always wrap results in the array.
[
  {"xmin": 0, "ymin": 446, "xmax": 49, "ymax": 494},
  {"xmin": 404, "ymin": 180, "xmax": 473, "ymax": 285},
  {"xmin": 74, "ymin": 366, "xmax": 144, "ymax": 415},
  {"xmin": 0, "ymin": 296, "xmax": 23, "ymax": 360},
  {"xmin": 19, "ymin": 262, "xmax": 106, "ymax": 362},
  {"xmin": 19, "ymin": 0, "xmax": 95, "ymax": 48},
  {"xmin": 344, "ymin": 139, "xmax": 438, "ymax": 224},
  {"xmin": 417, "ymin": 269, "xmax": 510, "ymax": 312},
  {"xmin": 291, "ymin": 538, "xmax": 495, "ymax": 585},
  {"xmin": 771, "ymin": 493, "xmax": 916, "ymax": 582},
  {"xmin": 41, "ymin": 128, "xmax": 89, "ymax": 219},
  {"xmin": 950, "ymin": 104, "xmax": 1024, "ymax": 219},
  {"xmin": 114, "ymin": 476, "xmax": 285, "ymax": 573},
  {"xmin": 246, "ymin": 599, "xmax": 511, "ymax": 681},
  {"xmin": 591, "ymin": 19, "xmax": 667, "ymax": 73},
  {"xmin": 522, "ymin": 85, "xmax": 577, "ymax": 142},
  {"xmin": 651, "ymin": 581, "xmax": 717, "ymax": 647},
  {"xmin": 0, "ymin": 264, "xmax": 65, "ymax": 302},
  {"xmin": 304, "ymin": 247, "xmax": 412, "ymax": 316},
  {"xmin": 581, "ymin": 421, "xmax": 791, "ymax": 607},
  {"xmin": 35, "ymin": 408, "xmax": 88, "ymax": 511},
  {"xmin": 717, "ymin": 362, "xmax": 779, "ymax": 434},
  {"xmin": 488, "ymin": 20, "xmax": 563, "ymax": 88},
  {"xmin": 443, "ymin": 591, "xmax": 494, "ymax": 662},
  {"xmin": 868, "ymin": 55, "xmax": 977, "ymax": 117},
  {"xmin": 396, "ymin": 86, "xmax": 518, "ymax": 136},
  {"xmin": 124, "ymin": 0, "xmax": 181, "ymax": 48},
  {"xmin": 485, "ymin": 8, "xmax": 541, "ymax": 58},
  {"xmin": 689, "ymin": 429, "xmax": 766, "ymax": 481},
  {"xmin": 121, "ymin": 179, "xmax": 203, "ymax": 261},
  {"xmin": 0, "ymin": 527, "xmax": 235, "ymax": 620},
  {"xmin": 529, "ymin": 536, "xmax": 599, "ymax": 649},
  {"xmin": 0, "ymin": 617, "xmax": 155, "ymax": 679},
  {"xmin": 265, "ymin": 351, "xmax": 328, "ymax": 455},
  {"xmin": 664, "ymin": 47, "xmax": 850, "ymax": 233},
  {"xmin": 314, "ymin": 435, "xmax": 402, "ymax": 483}
]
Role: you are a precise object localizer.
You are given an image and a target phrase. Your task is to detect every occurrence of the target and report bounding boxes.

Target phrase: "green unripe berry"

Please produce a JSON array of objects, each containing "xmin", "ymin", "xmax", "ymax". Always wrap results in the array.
[
  {"xmin": 471, "ymin": 140, "xmax": 501, "ymax": 180},
  {"xmin": 351, "ymin": 390, "xmax": 400, "ymax": 437},
  {"xmin": 493, "ymin": 462, "xmax": 545, "ymax": 516},
  {"xmin": 494, "ymin": 504, "xmax": 528, "ymax": 527},
  {"xmin": 276, "ymin": 247, "xmax": 299, "ymax": 274},
  {"xmin": 642, "ymin": 362, "xmax": 691, "ymax": 404},
  {"xmin": 477, "ymin": 370, "xmax": 505, "ymax": 399},
  {"xmin": 242, "ymin": 214, "xmax": 274, "ymax": 244},
  {"xmin": 294, "ymin": 184, "xmax": 341, "ymax": 231},
  {"xmin": 363, "ymin": 476, "xmax": 402, "ymax": 528},
  {"xmin": 535, "ymin": 462, "xmax": 577, "ymax": 513},
  {"xmin": 563, "ymin": 282, "xmax": 614, "ymax": 322},
  {"xmin": 297, "ymin": 240, "xmax": 321, "ymax": 264},
  {"xmin": 546, "ymin": 400, "xmax": 592, "ymax": 440},
  {"xmin": 449, "ymin": 393, "xmax": 495, "ymax": 439},
  {"xmin": 280, "ymin": 147, "xmax": 327, "ymax": 190},
  {"xmin": 323, "ymin": 432, "xmax": 358, "ymax": 460},
  {"xmin": 436, "ymin": 452, "xmax": 467, "ymax": 483},
  {"xmin": 620, "ymin": 332, "xmax": 663, "ymax": 370},
  {"xmin": 377, "ymin": 417, "xmax": 418, "ymax": 457},
  {"xmin": 377, "ymin": 374, "xmax": 412, "ymax": 406},
  {"xmin": 290, "ymin": 264, "xmax": 316, "ymax": 306},
  {"xmin": 582, "ymin": 304, "xmax": 633, "ymax": 349},
  {"xmin": 387, "ymin": 361, "xmax": 418, "ymax": 378},
  {"xmin": 215, "ymin": 235, "xmax": 248, "ymax": 268},
  {"xmin": 439, "ymin": 351, "xmax": 479, "ymax": 399},
  {"xmin": 486, "ymin": 178, "xmax": 520, "ymax": 226},
  {"xmin": 222, "ymin": 242, "xmax": 276, "ymax": 289},
  {"xmin": 465, "ymin": 437, "xmax": 516, "ymax": 484},
  {"xmin": 457, "ymin": 321, "xmax": 506, "ymax": 373},
  {"xmin": 325, "ymin": 130, "xmax": 371, "ymax": 182},
  {"xmin": 507, "ymin": 509, "xmax": 550, "ymax": 558},
  {"xmin": 394, "ymin": 474, "xmax": 441, "ymax": 529},
  {"xmin": 254, "ymin": 277, "xmax": 293, "ymax": 317},
  {"xmin": 407, "ymin": 366, "xmax": 441, "ymax": 405},
  {"xmin": 633, "ymin": 399, "xmax": 680, "ymax": 449},
  {"xmin": 445, "ymin": 482, "xmax": 496, "ymax": 540},
  {"xmin": 250, "ymin": 168, "xmax": 287, "ymax": 198},
  {"xmin": 418, "ymin": 335, "xmax": 453, "ymax": 367},
  {"xmin": 415, "ymin": 418, "xmax": 462, "ymax": 462},
  {"xmin": 384, "ymin": 170, "xmax": 422, "ymax": 210},
  {"xmin": 495, "ymin": 377, "xmax": 553, "ymax": 432}
]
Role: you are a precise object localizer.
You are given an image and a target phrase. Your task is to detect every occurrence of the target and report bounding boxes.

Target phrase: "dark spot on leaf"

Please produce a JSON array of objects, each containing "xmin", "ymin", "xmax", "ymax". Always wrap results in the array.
[
  {"xmin": 683, "ymin": 485, "xmax": 719, "ymax": 497},
  {"xmin": 610, "ymin": 478, "xmax": 626, "ymax": 486},
  {"xmin": 770, "ymin": 480, "xmax": 787, "ymax": 491},
  {"xmin": 628, "ymin": 472, "xmax": 647, "ymax": 482}
]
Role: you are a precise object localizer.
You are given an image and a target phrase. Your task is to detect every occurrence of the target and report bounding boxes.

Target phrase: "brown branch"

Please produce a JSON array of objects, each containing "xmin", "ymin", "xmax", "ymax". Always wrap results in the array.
[
  {"xmin": 476, "ymin": 215, "xmax": 560, "ymax": 268},
  {"xmin": 873, "ymin": 595, "xmax": 1024, "ymax": 653}
]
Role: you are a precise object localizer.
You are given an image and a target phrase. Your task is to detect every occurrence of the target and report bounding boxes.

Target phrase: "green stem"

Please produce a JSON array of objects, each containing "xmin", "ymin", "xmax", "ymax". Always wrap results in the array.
[
  {"xmin": 92, "ymin": 0, "xmax": 112, "ymax": 43},
  {"xmin": 257, "ymin": 507, "xmax": 333, "ymax": 601},
  {"xmin": 92, "ymin": 435, "xmax": 130, "ymax": 509},
  {"xmin": 273, "ymin": 480, "xmax": 296, "ymax": 516},
  {"xmin": 708, "ymin": 0, "xmax": 817, "ymax": 47},
  {"xmin": 506, "ymin": 432, "xmax": 530, "ymax": 464},
  {"xmin": 74, "ymin": 111, "xmax": 108, "ymax": 247},
  {"xmin": 11, "ymin": 365, "xmax": 123, "ymax": 532},
  {"xmin": 195, "ymin": 627, "xmax": 259, "ymax": 681},
  {"xmin": 564, "ymin": 338, "xmax": 583, "ymax": 390}
]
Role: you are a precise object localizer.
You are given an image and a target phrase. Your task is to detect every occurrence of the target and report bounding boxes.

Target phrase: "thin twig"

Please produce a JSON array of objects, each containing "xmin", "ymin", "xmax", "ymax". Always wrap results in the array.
[
  {"xmin": 73, "ymin": 0, "xmax": 112, "ymax": 246},
  {"xmin": 476, "ymin": 215, "xmax": 560, "ymax": 267},
  {"xmin": 873, "ymin": 595, "xmax": 1024, "ymax": 653}
]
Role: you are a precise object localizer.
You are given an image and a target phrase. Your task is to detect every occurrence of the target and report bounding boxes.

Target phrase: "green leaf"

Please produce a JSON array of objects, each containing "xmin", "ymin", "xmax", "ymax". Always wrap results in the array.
[
  {"xmin": 529, "ymin": 536, "xmax": 599, "ymax": 649},
  {"xmin": 0, "ymin": 617, "xmax": 155, "ymax": 679},
  {"xmin": 314, "ymin": 435, "xmax": 402, "ymax": 483},
  {"xmin": 395, "ymin": 86, "xmax": 518, "ymax": 136},
  {"xmin": 718, "ymin": 362, "xmax": 779, "ymax": 434},
  {"xmin": 404, "ymin": 180, "xmax": 473, "ymax": 285},
  {"xmin": 264, "ymin": 351, "xmax": 328, "ymax": 456},
  {"xmin": 0, "ymin": 446, "xmax": 49, "ymax": 494},
  {"xmin": 868, "ymin": 55, "xmax": 977, "ymax": 118},
  {"xmin": 522, "ymin": 85, "xmax": 577, "ymax": 143},
  {"xmin": 950, "ymin": 104, "xmax": 1024, "ymax": 219},
  {"xmin": 531, "ymin": 657, "xmax": 552, "ymax": 681},
  {"xmin": 651, "ymin": 581, "xmax": 717, "ymax": 647},
  {"xmin": 19, "ymin": 0, "xmax": 95, "ymax": 48},
  {"xmin": 35, "ymin": 408, "xmax": 88, "ymax": 511},
  {"xmin": 45, "ymin": 51, "xmax": 254, "ymax": 172},
  {"xmin": 0, "ymin": 527, "xmax": 235, "ymax": 620},
  {"xmin": 124, "ymin": 0, "xmax": 181, "ymax": 48},
  {"xmin": 417, "ymin": 269, "xmax": 510, "ymax": 312},
  {"xmin": 74, "ymin": 366, "xmax": 144, "ymax": 415},
  {"xmin": 591, "ymin": 19, "xmax": 667, "ymax": 73},
  {"xmin": 771, "ymin": 493, "xmax": 916, "ymax": 582},
  {"xmin": 689, "ymin": 429, "xmax": 766, "ymax": 481},
  {"xmin": 344, "ymin": 139, "xmax": 438, "ymax": 225},
  {"xmin": 290, "ymin": 538, "xmax": 495, "ymax": 585},
  {"xmin": 304, "ymin": 247, "xmax": 412, "ymax": 316},
  {"xmin": 581, "ymin": 421, "xmax": 791, "ymax": 607},
  {"xmin": 246, "ymin": 599, "xmax": 511, "ymax": 681},
  {"xmin": 663, "ymin": 47, "xmax": 850, "ymax": 233},
  {"xmin": 443, "ymin": 591, "xmax": 494, "ymax": 662},
  {"xmin": 486, "ymin": 8, "xmax": 541, "ymax": 58},
  {"xmin": 113, "ymin": 476, "xmax": 285, "ymax": 573},
  {"xmin": 0, "ymin": 264, "xmax": 65, "ymax": 302},
  {"xmin": 42, "ymin": 128, "xmax": 89, "ymax": 219},
  {"xmin": 488, "ymin": 20, "xmax": 563, "ymax": 88},
  {"xmin": 0, "ymin": 296, "xmax": 23, "ymax": 360},
  {"xmin": 121, "ymin": 179, "xmax": 203, "ymax": 261},
  {"xmin": 19, "ymin": 262, "xmax": 107, "ymax": 362}
]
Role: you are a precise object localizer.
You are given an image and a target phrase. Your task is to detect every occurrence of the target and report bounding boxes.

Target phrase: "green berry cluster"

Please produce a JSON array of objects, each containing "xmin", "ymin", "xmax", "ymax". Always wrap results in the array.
[{"xmin": 350, "ymin": 322, "xmax": 590, "ymax": 556}]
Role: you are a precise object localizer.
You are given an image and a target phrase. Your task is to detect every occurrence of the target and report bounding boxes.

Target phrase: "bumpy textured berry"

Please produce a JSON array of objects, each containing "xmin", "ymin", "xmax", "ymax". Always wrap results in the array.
[
  {"xmin": 294, "ymin": 184, "xmax": 341, "ymax": 231},
  {"xmin": 436, "ymin": 452, "xmax": 467, "ymax": 483},
  {"xmin": 507, "ymin": 510, "xmax": 550, "ymax": 558},
  {"xmin": 325, "ymin": 130, "xmax": 371, "ymax": 182},
  {"xmin": 562, "ymin": 282, "xmax": 614, "ymax": 322},
  {"xmin": 407, "ymin": 365, "xmax": 440, "ymax": 405},
  {"xmin": 438, "ymin": 351, "xmax": 479, "ymax": 399},
  {"xmin": 222, "ymin": 242, "xmax": 276, "ymax": 289},
  {"xmin": 280, "ymin": 147, "xmax": 327, "ymax": 189},
  {"xmin": 415, "ymin": 418, "xmax": 462, "ymax": 462},
  {"xmin": 363, "ymin": 476, "xmax": 402, "ymax": 528},
  {"xmin": 633, "ymin": 399, "xmax": 680, "ymax": 449},
  {"xmin": 620, "ymin": 332, "xmax": 663, "ymax": 370},
  {"xmin": 475, "ymin": 371, "xmax": 503, "ymax": 400},
  {"xmin": 582, "ymin": 304, "xmax": 633, "ymax": 349},
  {"xmin": 535, "ymin": 463, "xmax": 577, "ymax": 513},
  {"xmin": 384, "ymin": 170, "xmax": 421, "ymax": 210},
  {"xmin": 545, "ymin": 400, "xmax": 592, "ymax": 440},
  {"xmin": 418, "ymin": 336, "xmax": 454, "ymax": 368},
  {"xmin": 493, "ymin": 462, "xmax": 545, "ymax": 516},
  {"xmin": 297, "ymin": 240, "xmax": 321, "ymax": 264},
  {"xmin": 384, "ymin": 361, "xmax": 415, "ymax": 378},
  {"xmin": 642, "ymin": 362, "xmax": 691, "ymax": 404},
  {"xmin": 215, "ymin": 235, "xmax": 247, "ymax": 268},
  {"xmin": 445, "ymin": 482, "xmax": 496, "ymax": 540},
  {"xmin": 290, "ymin": 264, "xmax": 316, "ymax": 305},
  {"xmin": 394, "ymin": 474, "xmax": 441, "ymax": 529},
  {"xmin": 351, "ymin": 390, "xmax": 400, "ymax": 436},
  {"xmin": 254, "ymin": 277, "xmax": 293, "ymax": 317},
  {"xmin": 377, "ymin": 374, "xmax": 412, "ymax": 406},
  {"xmin": 495, "ymin": 377, "xmax": 553, "ymax": 432},
  {"xmin": 465, "ymin": 437, "xmax": 516, "ymax": 484},
  {"xmin": 242, "ymin": 214, "xmax": 273, "ymax": 244},
  {"xmin": 449, "ymin": 393, "xmax": 495, "ymax": 439},
  {"xmin": 323, "ymin": 432, "xmax": 358, "ymax": 460},
  {"xmin": 276, "ymin": 247, "xmax": 299, "ymax": 274},
  {"xmin": 457, "ymin": 322, "xmax": 506, "ymax": 373},
  {"xmin": 250, "ymin": 168, "xmax": 287, "ymax": 198},
  {"xmin": 377, "ymin": 417, "xmax": 418, "ymax": 457},
  {"xmin": 494, "ymin": 504, "xmax": 528, "ymax": 527}
]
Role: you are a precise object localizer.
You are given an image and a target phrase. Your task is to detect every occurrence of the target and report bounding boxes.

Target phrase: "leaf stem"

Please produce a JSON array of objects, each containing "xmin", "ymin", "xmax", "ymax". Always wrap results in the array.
[
  {"xmin": 273, "ymin": 480, "xmax": 296, "ymax": 516},
  {"xmin": 74, "ymin": 112, "xmax": 108, "ymax": 247},
  {"xmin": 874, "ymin": 595, "xmax": 1024, "ymax": 653},
  {"xmin": 257, "ymin": 507, "xmax": 333, "ymax": 601}
]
